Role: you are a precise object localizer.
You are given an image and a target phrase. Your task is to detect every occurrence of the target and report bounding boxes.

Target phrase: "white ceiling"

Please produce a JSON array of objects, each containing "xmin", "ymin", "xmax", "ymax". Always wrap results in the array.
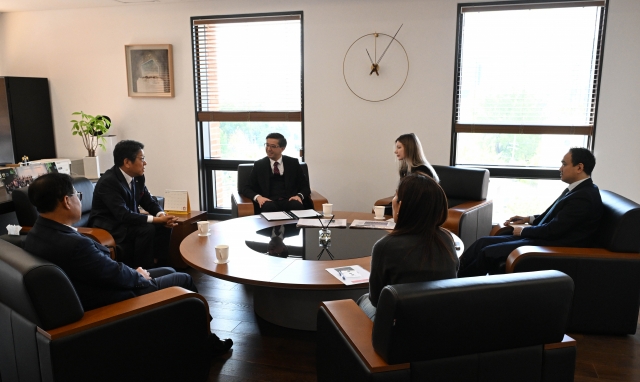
[{"xmin": 0, "ymin": 0, "xmax": 202, "ymax": 13}]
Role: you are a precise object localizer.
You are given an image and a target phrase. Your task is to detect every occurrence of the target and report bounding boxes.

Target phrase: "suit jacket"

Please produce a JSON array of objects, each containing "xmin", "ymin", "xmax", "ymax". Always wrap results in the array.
[
  {"xmin": 89, "ymin": 165, "xmax": 163, "ymax": 232},
  {"xmin": 241, "ymin": 155, "xmax": 311, "ymax": 204},
  {"xmin": 24, "ymin": 216, "xmax": 151, "ymax": 311},
  {"xmin": 520, "ymin": 178, "xmax": 603, "ymax": 246}
]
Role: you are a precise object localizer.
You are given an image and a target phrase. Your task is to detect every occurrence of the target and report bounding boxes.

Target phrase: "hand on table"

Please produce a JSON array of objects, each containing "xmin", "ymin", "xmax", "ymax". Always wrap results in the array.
[{"xmin": 154, "ymin": 214, "xmax": 179, "ymax": 228}]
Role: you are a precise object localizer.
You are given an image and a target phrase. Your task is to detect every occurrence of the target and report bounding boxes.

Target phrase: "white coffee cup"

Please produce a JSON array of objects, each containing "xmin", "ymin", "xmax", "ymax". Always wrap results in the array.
[
  {"xmin": 215, "ymin": 245, "xmax": 229, "ymax": 263},
  {"xmin": 197, "ymin": 221, "xmax": 209, "ymax": 235},
  {"xmin": 374, "ymin": 206, "xmax": 385, "ymax": 219},
  {"xmin": 322, "ymin": 203, "xmax": 333, "ymax": 215}
]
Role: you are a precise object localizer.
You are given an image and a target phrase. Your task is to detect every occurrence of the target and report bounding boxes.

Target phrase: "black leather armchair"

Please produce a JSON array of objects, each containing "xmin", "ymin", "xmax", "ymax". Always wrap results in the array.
[
  {"xmin": 0, "ymin": 239, "xmax": 211, "ymax": 382},
  {"xmin": 317, "ymin": 270, "xmax": 576, "ymax": 382},
  {"xmin": 231, "ymin": 162, "xmax": 328, "ymax": 218},
  {"xmin": 506, "ymin": 190, "xmax": 640, "ymax": 334},
  {"xmin": 2, "ymin": 176, "xmax": 116, "ymax": 257},
  {"xmin": 375, "ymin": 165, "xmax": 493, "ymax": 248}
]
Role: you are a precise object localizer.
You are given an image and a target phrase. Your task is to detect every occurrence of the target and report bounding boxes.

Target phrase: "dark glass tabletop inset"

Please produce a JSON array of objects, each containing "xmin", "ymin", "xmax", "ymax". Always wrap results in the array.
[{"xmin": 244, "ymin": 223, "xmax": 388, "ymax": 261}]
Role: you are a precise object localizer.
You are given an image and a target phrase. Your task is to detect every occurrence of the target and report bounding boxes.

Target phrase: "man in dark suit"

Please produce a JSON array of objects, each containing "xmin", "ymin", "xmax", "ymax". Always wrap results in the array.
[
  {"xmin": 89, "ymin": 140, "xmax": 177, "ymax": 269},
  {"xmin": 458, "ymin": 147, "xmax": 603, "ymax": 277},
  {"xmin": 241, "ymin": 133, "xmax": 311, "ymax": 213},
  {"xmin": 24, "ymin": 173, "xmax": 232, "ymax": 355}
]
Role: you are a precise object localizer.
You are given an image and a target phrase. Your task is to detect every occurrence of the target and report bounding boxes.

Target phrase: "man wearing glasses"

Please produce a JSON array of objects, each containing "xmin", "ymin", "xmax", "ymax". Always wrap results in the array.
[
  {"xmin": 89, "ymin": 140, "xmax": 177, "ymax": 269},
  {"xmin": 241, "ymin": 133, "xmax": 311, "ymax": 213},
  {"xmin": 24, "ymin": 173, "xmax": 233, "ymax": 356}
]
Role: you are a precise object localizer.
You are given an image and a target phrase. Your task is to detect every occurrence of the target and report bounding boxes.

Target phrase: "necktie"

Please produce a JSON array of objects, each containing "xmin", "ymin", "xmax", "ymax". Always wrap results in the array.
[
  {"xmin": 130, "ymin": 180, "xmax": 137, "ymax": 211},
  {"xmin": 538, "ymin": 188, "xmax": 569, "ymax": 225},
  {"xmin": 273, "ymin": 161, "xmax": 280, "ymax": 176}
]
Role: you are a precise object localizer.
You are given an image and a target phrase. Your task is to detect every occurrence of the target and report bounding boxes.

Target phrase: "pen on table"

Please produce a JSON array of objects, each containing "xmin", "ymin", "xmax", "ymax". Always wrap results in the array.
[{"xmin": 336, "ymin": 269, "xmax": 346, "ymax": 280}]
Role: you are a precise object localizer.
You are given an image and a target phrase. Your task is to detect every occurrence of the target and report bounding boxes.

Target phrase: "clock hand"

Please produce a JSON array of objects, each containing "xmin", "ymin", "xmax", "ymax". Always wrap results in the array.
[
  {"xmin": 366, "ymin": 49, "xmax": 379, "ymax": 76},
  {"xmin": 375, "ymin": 24, "xmax": 403, "ymax": 66},
  {"xmin": 366, "ymin": 49, "xmax": 374, "ymax": 64}
]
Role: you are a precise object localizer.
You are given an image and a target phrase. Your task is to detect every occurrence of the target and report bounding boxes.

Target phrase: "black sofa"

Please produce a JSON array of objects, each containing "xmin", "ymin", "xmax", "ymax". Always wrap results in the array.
[
  {"xmin": 375, "ymin": 165, "xmax": 493, "ymax": 248},
  {"xmin": 0, "ymin": 239, "xmax": 211, "ymax": 382},
  {"xmin": 507, "ymin": 189, "xmax": 640, "ymax": 334},
  {"xmin": 317, "ymin": 270, "xmax": 576, "ymax": 382}
]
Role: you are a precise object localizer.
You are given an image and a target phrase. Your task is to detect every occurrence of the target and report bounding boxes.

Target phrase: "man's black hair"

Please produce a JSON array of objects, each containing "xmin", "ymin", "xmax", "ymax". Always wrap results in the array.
[
  {"xmin": 28, "ymin": 173, "xmax": 74, "ymax": 213},
  {"xmin": 114, "ymin": 140, "xmax": 145, "ymax": 167},
  {"xmin": 266, "ymin": 133, "xmax": 287, "ymax": 148},
  {"xmin": 569, "ymin": 147, "xmax": 596, "ymax": 175}
]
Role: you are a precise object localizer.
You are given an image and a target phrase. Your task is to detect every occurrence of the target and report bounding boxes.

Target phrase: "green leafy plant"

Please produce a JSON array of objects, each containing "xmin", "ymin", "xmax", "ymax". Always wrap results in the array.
[{"xmin": 71, "ymin": 111, "xmax": 111, "ymax": 157}]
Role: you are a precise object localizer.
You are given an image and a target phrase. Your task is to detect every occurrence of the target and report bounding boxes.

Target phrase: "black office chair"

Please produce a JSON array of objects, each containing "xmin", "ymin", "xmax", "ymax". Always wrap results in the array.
[{"xmin": 0, "ymin": 239, "xmax": 211, "ymax": 381}]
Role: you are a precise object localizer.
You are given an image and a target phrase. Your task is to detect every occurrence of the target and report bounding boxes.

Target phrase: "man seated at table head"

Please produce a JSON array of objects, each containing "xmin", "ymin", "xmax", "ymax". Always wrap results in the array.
[
  {"xmin": 458, "ymin": 147, "xmax": 603, "ymax": 277},
  {"xmin": 241, "ymin": 132, "xmax": 311, "ymax": 213},
  {"xmin": 89, "ymin": 139, "xmax": 178, "ymax": 269},
  {"xmin": 24, "ymin": 173, "xmax": 233, "ymax": 355}
]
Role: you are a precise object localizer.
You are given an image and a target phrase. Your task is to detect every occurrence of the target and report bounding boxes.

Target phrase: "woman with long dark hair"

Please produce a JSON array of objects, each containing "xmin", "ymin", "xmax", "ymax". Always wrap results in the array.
[{"xmin": 358, "ymin": 173, "xmax": 458, "ymax": 320}]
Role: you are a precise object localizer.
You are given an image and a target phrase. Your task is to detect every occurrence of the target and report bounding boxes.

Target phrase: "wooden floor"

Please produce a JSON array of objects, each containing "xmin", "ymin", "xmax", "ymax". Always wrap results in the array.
[{"xmin": 187, "ymin": 267, "xmax": 640, "ymax": 382}]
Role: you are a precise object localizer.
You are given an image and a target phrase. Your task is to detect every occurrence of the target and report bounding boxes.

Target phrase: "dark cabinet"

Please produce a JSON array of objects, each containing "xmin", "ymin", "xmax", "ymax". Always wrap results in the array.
[{"xmin": 0, "ymin": 77, "xmax": 56, "ymax": 165}]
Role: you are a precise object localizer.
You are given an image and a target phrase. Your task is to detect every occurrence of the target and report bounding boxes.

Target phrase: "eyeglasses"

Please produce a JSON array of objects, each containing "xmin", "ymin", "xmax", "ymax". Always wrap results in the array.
[
  {"xmin": 68, "ymin": 191, "xmax": 83, "ymax": 201},
  {"xmin": 264, "ymin": 143, "xmax": 280, "ymax": 149}
]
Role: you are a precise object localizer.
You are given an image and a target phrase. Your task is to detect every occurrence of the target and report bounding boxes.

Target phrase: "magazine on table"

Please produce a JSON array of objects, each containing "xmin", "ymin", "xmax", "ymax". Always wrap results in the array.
[
  {"xmin": 349, "ymin": 219, "xmax": 395, "ymax": 230},
  {"xmin": 326, "ymin": 265, "xmax": 370, "ymax": 285}
]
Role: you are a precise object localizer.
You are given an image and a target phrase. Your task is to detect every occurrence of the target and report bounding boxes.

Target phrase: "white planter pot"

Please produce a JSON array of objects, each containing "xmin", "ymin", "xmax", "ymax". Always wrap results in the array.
[{"xmin": 83, "ymin": 156, "xmax": 100, "ymax": 179}]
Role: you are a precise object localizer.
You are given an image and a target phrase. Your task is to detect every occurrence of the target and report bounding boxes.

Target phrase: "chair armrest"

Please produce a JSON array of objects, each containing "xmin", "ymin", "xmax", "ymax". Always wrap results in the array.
[
  {"xmin": 506, "ymin": 245, "xmax": 640, "ymax": 273},
  {"xmin": 310, "ymin": 189, "xmax": 328, "ymax": 211},
  {"xmin": 321, "ymin": 300, "xmax": 409, "ymax": 373},
  {"xmin": 38, "ymin": 287, "xmax": 209, "ymax": 341},
  {"xmin": 544, "ymin": 334, "xmax": 575, "ymax": 350},
  {"xmin": 76, "ymin": 227, "xmax": 117, "ymax": 260},
  {"xmin": 374, "ymin": 196, "xmax": 393, "ymax": 207},
  {"xmin": 443, "ymin": 199, "xmax": 492, "ymax": 235},
  {"xmin": 232, "ymin": 191, "xmax": 256, "ymax": 217}
]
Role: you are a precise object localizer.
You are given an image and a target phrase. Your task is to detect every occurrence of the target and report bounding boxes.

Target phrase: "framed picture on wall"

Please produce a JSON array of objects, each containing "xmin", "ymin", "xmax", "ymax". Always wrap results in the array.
[{"xmin": 125, "ymin": 44, "xmax": 174, "ymax": 97}]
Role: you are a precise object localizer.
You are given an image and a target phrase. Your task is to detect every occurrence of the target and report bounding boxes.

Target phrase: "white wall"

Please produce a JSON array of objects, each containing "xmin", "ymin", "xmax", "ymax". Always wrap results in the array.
[{"xmin": 0, "ymin": 0, "xmax": 638, "ymax": 212}]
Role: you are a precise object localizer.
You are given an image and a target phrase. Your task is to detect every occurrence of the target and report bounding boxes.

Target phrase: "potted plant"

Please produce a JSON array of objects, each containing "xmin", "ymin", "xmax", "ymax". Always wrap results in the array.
[
  {"xmin": 71, "ymin": 111, "xmax": 111, "ymax": 157},
  {"xmin": 71, "ymin": 111, "xmax": 111, "ymax": 178}
]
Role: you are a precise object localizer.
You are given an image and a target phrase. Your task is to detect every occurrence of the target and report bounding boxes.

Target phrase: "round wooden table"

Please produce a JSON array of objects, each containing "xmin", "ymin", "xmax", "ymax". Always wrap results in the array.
[{"xmin": 180, "ymin": 211, "xmax": 463, "ymax": 330}]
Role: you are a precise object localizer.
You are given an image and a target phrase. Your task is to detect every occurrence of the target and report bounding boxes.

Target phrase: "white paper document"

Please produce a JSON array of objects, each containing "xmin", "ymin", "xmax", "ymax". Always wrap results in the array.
[
  {"xmin": 326, "ymin": 265, "xmax": 370, "ymax": 285},
  {"xmin": 289, "ymin": 209, "xmax": 322, "ymax": 219},
  {"xmin": 260, "ymin": 211, "xmax": 296, "ymax": 221},
  {"xmin": 349, "ymin": 219, "xmax": 395, "ymax": 230},
  {"xmin": 296, "ymin": 218, "xmax": 347, "ymax": 228}
]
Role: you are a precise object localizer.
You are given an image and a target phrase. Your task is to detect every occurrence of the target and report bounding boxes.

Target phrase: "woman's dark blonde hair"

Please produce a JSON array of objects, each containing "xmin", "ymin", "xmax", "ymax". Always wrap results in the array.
[
  {"xmin": 390, "ymin": 173, "xmax": 454, "ymax": 263},
  {"xmin": 396, "ymin": 133, "xmax": 439, "ymax": 182}
]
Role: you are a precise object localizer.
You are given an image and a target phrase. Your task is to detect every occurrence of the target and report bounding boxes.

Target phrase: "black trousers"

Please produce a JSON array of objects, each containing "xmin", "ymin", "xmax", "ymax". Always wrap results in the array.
[
  {"xmin": 457, "ymin": 235, "xmax": 557, "ymax": 277},
  {"xmin": 134, "ymin": 267, "xmax": 198, "ymax": 296},
  {"xmin": 259, "ymin": 199, "xmax": 305, "ymax": 213},
  {"xmin": 110, "ymin": 223, "xmax": 172, "ymax": 269}
]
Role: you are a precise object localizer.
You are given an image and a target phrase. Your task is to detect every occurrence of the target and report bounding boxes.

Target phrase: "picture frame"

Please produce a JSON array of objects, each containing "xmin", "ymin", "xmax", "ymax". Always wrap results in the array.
[{"xmin": 125, "ymin": 44, "xmax": 174, "ymax": 97}]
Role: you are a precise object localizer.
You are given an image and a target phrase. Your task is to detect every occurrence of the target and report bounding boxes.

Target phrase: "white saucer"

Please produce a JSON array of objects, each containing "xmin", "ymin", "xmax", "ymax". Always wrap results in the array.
[
  {"xmin": 374, "ymin": 216, "xmax": 386, "ymax": 220},
  {"xmin": 214, "ymin": 259, "xmax": 229, "ymax": 264},
  {"xmin": 198, "ymin": 233, "xmax": 211, "ymax": 237}
]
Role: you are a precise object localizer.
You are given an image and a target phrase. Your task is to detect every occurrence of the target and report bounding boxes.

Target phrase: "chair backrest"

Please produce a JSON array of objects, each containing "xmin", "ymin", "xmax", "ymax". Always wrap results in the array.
[
  {"xmin": 0, "ymin": 239, "xmax": 84, "ymax": 330},
  {"xmin": 12, "ymin": 176, "xmax": 95, "ymax": 227},
  {"xmin": 597, "ymin": 190, "xmax": 640, "ymax": 253},
  {"xmin": 432, "ymin": 165, "xmax": 489, "ymax": 207},
  {"xmin": 236, "ymin": 162, "xmax": 311, "ymax": 192},
  {"xmin": 372, "ymin": 270, "xmax": 574, "ymax": 365}
]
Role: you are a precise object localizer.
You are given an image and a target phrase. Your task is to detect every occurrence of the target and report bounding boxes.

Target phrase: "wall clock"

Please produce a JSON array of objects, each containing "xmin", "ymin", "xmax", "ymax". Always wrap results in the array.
[{"xmin": 343, "ymin": 25, "xmax": 409, "ymax": 102}]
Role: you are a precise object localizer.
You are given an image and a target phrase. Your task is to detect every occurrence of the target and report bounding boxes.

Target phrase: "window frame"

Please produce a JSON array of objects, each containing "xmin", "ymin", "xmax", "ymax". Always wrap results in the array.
[
  {"xmin": 450, "ymin": 0, "xmax": 608, "ymax": 179},
  {"xmin": 191, "ymin": 11, "xmax": 304, "ymax": 219}
]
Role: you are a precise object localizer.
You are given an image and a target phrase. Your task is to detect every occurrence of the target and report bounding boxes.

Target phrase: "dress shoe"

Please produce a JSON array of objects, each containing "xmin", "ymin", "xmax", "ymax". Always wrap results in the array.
[{"xmin": 208, "ymin": 334, "xmax": 233, "ymax": 356}]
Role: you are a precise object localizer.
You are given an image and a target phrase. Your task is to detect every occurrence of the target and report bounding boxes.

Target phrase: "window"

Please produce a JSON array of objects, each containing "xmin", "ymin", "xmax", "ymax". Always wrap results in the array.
[
  {"xmin": 192, "ymin": 13, "xmax": 303, "ymax": 217},
  {"xmin": 452, "ymin": 1, "xmax": 607, "ymax": 221}
]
